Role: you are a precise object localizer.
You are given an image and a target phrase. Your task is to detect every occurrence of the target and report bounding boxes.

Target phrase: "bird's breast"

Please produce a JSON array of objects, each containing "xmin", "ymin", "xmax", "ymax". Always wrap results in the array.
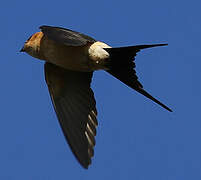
[{"xmin": 39, "ymin": 36, "xmax": 89, "ymax": 71}]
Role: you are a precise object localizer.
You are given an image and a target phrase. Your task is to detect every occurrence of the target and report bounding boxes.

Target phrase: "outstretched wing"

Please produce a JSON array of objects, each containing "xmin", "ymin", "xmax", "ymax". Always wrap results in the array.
[
  {"xmin": 44, "ymin": 63, "xmax": 98, "ymax": 169},
  {"xmin": 40, "ymin": 25, "xmax": 96, "ymax": 46}
]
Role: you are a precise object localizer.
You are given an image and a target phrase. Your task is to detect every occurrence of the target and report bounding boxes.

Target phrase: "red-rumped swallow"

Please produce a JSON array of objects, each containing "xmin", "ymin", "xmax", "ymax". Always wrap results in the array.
[{"xmin": 20, "ymin": 25, "xmax": 172, "ymax": 169}]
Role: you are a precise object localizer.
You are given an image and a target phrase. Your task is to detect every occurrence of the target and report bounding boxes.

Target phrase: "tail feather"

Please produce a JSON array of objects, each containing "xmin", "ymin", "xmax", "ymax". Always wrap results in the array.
[
  {"xmin": 104, "ymin": 43, "xmax": 168, "ymax": 57},
  {"xmin": 134, "ymin": 87, "xmax": 172, "ymax": 112},
  {"xmin": 104, "ymin": 43, "xmax": 172, "ymax": 112}
]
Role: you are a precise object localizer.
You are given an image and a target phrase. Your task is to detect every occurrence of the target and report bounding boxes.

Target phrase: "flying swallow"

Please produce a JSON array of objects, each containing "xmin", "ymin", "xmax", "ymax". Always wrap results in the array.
[{"xmin": 20, "ymin": 25, "xmax": 172, "ymax": 169}]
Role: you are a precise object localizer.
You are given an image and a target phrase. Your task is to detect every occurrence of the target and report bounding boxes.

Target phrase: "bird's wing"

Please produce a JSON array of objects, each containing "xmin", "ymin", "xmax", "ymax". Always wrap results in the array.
[
  {"xmin": 104, "ymin": 44, "xmax": 172, "ymax": 112},
  {"xmin": 40, "ymin": 25, "xmax": 96, "ymax": 46},
  {"xmin": 44, "ymin": 63, "xmax": 98, "ymax": 169}
]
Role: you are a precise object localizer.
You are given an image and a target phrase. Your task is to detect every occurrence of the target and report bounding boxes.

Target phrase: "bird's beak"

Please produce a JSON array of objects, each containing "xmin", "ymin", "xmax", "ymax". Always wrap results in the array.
[{"xmin": 20, "ymin": 46, "xmax": 25, "ymax": 52}]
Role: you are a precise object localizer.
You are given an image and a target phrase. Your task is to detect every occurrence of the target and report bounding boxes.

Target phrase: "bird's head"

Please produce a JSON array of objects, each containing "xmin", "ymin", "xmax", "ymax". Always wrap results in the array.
[{"xmin": 20, "ymin": 32, "xmax": 43, "ymax": 59}]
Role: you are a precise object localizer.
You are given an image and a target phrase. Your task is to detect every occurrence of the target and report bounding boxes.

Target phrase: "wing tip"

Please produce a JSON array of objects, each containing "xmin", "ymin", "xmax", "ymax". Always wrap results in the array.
[
  {"xmin": 78, "ymin": 156, "xmax": 92, "ymax": 169},
  {"xmin": 81, "ymin": 163, "xmax": 90, "ymax": 169}
]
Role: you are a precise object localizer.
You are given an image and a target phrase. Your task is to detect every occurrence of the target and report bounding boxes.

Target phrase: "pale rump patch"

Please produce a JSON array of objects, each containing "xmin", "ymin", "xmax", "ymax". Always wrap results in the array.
[{"xmin": 88, "ymin": 41, "xmax": 111, "ymax": 70}]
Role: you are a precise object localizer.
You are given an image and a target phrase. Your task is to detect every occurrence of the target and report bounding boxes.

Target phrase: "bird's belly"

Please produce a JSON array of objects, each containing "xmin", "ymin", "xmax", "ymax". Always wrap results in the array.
[
  {"xmin": 43, "ymin": 45, "xmax": 92, "ymax": 71},
  {"xmin": 40, "ymin": 38, "xmax": 111, "ymax": 72}
]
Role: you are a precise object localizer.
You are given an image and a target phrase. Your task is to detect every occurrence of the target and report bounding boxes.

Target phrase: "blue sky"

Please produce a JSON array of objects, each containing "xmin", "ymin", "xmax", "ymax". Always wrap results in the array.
[{"xmin": 1, "ymin": 0, "xmax": 201, "ymax": 179}]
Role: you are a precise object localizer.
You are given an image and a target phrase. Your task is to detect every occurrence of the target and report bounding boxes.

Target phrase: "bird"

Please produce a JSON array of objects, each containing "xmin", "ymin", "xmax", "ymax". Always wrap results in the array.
[{"xmin": 20, "ymin": 25, "xmax": 172, "ymax": 169}]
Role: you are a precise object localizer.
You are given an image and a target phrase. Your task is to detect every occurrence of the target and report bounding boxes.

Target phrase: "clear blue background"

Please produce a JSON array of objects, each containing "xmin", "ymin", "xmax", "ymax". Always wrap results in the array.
[{"xmin": 1, "ymin": 0, "xmax": 201, "ymax": 179}]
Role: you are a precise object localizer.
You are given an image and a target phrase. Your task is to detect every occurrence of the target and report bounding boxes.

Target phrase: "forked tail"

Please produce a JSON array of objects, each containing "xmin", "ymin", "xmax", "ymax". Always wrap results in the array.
[{"xmin": 104, "ymin": 43, "xmax": 172, "ymax": 112}]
